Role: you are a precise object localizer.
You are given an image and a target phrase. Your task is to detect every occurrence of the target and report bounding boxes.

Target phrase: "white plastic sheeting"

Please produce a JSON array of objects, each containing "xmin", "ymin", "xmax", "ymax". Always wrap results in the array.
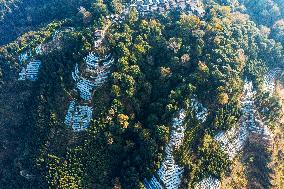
[
  {"xmin": 18, "ymin": 52, "xmax": 29, "ymax": 65},
  {"xmin": 194, "ymin": 176, "xmax": 221, "ymax": 189},
  {"xmin": 263, "ymin": 68, "xmax": 282, "ymax": 95},
  {"xmin": 18, "ymin": 60, "xmax": 42, "ymax": 81},
  {"xmin": 76, "ymin": 78, "xmax": 96, "ymax": 101},
  {"xmin": 72, "ymin": 53, "xmax": 113, "ymax": 101},
  {"xmin": 84, "ymin": 52, "xmax": 100, "ymax": 68},
  {"xmin": 35, "ymin": 44, "xmax": 44, "ymax": 55},
  {"xmin": 241, "ymin": 81, "xmax": 273, "ymax": 139},
  {"xmin": 17, "ymin": 43, "xmax": 44, "ymax": 81},
  {"xmin": 64, "ymin": 101, "xmax": 93, "ymax": 131},
  {"xmin": 191, "ymin": 97, "xmax": 208, "ymax": 123},
  {"xmin": 145, "ymin": 99, "xmax": 208, "ymax": 189},
  {"xmin": 144, "ymin": 176, "xmax": 164, "ymax": 189},
  {"xmin": 214, "ymin": 125, "xmax": 248, "ymax": 161},
  {"xmin": 52, "ymin": 27, "xmax": 75, "ymax": 40},
  {"xmin": 145, "ymin": 110, "xmax": 186, "ymax": 189},
  {"xmin": 214, "ymin": 79, "xmax": 274, "ymax": 159},
  {"xmin": 157, "ymin": 110, "xmax": 186, "ymax": 189},
  {"xmin": 214, "ymin": 80, "xmax": 253, "ymax": 160},
  {"xmin": 65, "ymin": 52, "xmax": 114, "ymax": 131},
  {"xmin": 198, "ymin": 79, "xmax": 274, "ymax": 189},
  {"xmin": 195, "ymin": 81, "xmax": 254, "ymax": 189}
]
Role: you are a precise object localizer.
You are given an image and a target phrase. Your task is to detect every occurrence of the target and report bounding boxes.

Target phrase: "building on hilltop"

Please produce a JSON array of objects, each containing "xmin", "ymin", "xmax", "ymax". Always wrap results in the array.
[{"xmin": 130, "ymin": 0, "xmax": 205, "ymax": 16}]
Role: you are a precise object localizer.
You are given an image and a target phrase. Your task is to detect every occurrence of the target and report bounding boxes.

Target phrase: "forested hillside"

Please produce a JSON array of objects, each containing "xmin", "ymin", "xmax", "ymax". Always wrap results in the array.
[
  {"xmin": 0, "ymin": 0, "xmax": 283, "ymax": 189},
  {"xmin": 0, "ymin": 0, "xmax": 98, "ymax": 45}
]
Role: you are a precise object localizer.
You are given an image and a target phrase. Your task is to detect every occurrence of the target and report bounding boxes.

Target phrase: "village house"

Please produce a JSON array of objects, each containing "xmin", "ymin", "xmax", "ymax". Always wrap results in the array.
[{"xmin": 129, "ymin": 0, "xmax": 205, "ymax": 16}]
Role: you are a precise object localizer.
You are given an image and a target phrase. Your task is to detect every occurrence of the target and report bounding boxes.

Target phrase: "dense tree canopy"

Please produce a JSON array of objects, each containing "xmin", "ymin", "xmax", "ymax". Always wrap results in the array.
[{"xmin": 0, "ymin": 0, "xmax": 283, "ymax": 189}]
